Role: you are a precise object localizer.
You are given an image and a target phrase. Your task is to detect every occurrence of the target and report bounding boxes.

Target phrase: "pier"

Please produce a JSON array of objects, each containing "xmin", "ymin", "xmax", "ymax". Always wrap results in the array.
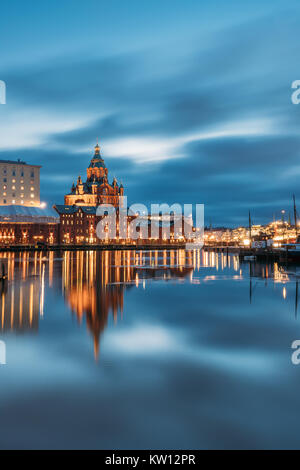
[{"xmin": 204, "ymin": 245, "xmax": 300, "ymax": 262}]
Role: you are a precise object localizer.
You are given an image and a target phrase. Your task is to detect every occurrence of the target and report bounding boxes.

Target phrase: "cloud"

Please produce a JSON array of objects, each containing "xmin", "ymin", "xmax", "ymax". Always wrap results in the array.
[{"xmin": 0, "ymin": 2, "xmax": 299, "ymax": 224}]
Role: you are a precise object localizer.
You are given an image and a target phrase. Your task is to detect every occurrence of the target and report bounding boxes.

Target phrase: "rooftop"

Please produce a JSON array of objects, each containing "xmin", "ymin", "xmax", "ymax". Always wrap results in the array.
[
  {"xmin": 0, "ymin": 159, "xmax": 41, "ymax": 168},
  {"xmin": 0, "ymin": 205, "xmax": 58, "ymax": 222},
  {"xmin": 54, "ymin": 205, "xmax": 98, "ymax": 215}
]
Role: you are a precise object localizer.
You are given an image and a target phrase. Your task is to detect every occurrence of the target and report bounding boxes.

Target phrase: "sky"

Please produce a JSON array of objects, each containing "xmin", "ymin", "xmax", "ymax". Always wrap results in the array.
[{"xmin": 0, "ymin": 0, "xmax": 300, "ymax": 226}]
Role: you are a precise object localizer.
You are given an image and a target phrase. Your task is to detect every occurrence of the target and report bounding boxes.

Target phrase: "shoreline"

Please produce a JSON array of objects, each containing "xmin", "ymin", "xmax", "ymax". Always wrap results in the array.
[
  {"xmin": 0, "ymin": 244, "xmax": 298, "ymax": 262},
  {"xmin": 0, "ymin": 243, "xmax": 188, "ymax": 252}
]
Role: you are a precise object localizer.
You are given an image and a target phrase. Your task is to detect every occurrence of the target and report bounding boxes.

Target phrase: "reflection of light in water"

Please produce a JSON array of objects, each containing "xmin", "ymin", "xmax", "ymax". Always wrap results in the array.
[
  {"xmin": 274, "ymin": 263, "xmax": 290, "ymax": 283},
  {"xmin": 1, "ymin": 290, "xmax": 4, "ymax": 329},
  {"xmin": 283, "ymin": 287, "xmax": 287, "ymax": 299},
  {"xmin": 19, "ymin": 287, "xmax": 23, "ymax": 326},
  {"xmin": 107, "ymin": 325, "xmax": 176, "ymax": 354},
  {"xmin": 10, "ymin": 285, "xmax": 14, "ymax": 329},
  {"xmin": 40, "ymin": 264, "xmax": 45, "ymax": 317},
  {"xmin": 49, "ymin": 251, "xmax": 53, "ymax": 287},
  {"xmin": 29, "ymin": 283, "xmax": 33, "ymax": 326}
]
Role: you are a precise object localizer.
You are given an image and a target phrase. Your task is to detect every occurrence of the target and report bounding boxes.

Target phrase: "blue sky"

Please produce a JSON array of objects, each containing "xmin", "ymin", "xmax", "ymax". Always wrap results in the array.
[{"xmin": 0, "ymin": 0, "xmax": 299, "ymax": 225}]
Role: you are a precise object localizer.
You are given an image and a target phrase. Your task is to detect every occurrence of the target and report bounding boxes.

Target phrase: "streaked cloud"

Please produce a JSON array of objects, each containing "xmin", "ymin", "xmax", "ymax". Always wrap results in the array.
[{"xmin": 0, "ymin": 0, "xmax": 299, "ymax": 224}]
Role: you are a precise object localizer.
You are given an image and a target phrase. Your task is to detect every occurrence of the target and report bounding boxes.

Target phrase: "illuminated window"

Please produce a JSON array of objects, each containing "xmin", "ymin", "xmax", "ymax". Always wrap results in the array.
[
  {"xmin": 12, "ymin": 200, "xmax": 15, "ymax": 204},
  {"xmin": 21, "ymin": 194, "xmax": 24, "ymax": 198},
  {"xmin": 21, "ymin": 200, "xmax": 24, "ymax": 204},
  {"xmin": 12, "ymin": 186, "xmax": 16, "ymax": 190},
  {"xmin": 21, "ymin": 186, "xmax": 24, "ymax": 190},
  {"xmin": 3, "ymin": 192, "xmax": 6, "ymax": 196},
  {"xmin": 30, "ymin": 187, "xmax": 34, "ymax": 191},
  {"xmin": 3, "ymin": 185, "xmax": 7, "ymax": 190},
  {"xmin": 30, "ymin": 194, "xmax": 34, "ymax": 198}
]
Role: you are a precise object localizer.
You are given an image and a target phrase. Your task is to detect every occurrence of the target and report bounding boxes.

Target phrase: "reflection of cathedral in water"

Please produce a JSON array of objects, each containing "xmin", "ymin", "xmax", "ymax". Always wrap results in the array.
[{"xmin": 61, "ymin": 250, "xmax": 195, "ymax": 359}]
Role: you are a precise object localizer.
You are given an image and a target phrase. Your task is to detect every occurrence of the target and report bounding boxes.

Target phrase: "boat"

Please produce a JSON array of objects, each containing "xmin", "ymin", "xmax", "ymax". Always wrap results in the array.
[{"xmin": 279, "ymin": 244, "xmax": 300, "ymax": 261}]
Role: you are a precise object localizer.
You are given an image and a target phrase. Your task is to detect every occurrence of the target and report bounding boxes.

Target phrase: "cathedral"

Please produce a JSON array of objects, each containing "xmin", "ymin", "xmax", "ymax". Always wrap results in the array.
[
  {"xmin": 64, "ymin": 142, "xmax": 124, "ymax": 207},
  {"xmin": 54, "ymin": 142, "xmax": 126, "ymax": 244}
]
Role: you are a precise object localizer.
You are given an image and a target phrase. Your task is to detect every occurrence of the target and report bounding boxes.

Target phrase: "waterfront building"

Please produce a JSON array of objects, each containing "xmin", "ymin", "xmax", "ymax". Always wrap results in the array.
[
  {"xmin": 0, "ymin": 158, "xmax": 59, "ymax": 246},
  {"xmin": 54, "ymin": 204, "xmax": 194, "ymax": 245},
  {"xmin": 0, "ymin": 206, "xmax": 59, "ymax": 245},
  {"xmin": 0, "ymin": 159, "xmax": 41, "ymax": 207}
]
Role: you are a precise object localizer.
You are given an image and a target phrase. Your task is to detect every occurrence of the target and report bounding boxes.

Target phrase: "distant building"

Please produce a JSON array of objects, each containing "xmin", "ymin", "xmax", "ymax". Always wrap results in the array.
[
  {"xmin": 64, "ymin": 143, "xmax": 124, "ymax": 207},
  {"xmin": 0, "ymin": 206, "xmax": 59, "ymax": 245},
  {"xmin": 0, "ymin": 159, "xmax": 41, "ymax": 207}
]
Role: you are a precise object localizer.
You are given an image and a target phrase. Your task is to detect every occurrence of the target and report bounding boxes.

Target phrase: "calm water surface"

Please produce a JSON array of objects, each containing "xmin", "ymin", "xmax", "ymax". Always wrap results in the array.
[{"xmin": 0, "ymin": 249, "xmax": 300, "ymax": 449}]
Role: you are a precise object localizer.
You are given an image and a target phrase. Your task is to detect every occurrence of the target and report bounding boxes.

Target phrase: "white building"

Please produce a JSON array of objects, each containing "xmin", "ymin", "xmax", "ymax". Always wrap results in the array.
[{"xmin": 0, "ymin": 159, "xmax": 41, "ymax": 207}]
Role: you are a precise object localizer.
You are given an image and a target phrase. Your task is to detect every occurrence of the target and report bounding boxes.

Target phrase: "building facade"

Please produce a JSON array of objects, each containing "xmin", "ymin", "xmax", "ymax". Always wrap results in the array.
[
  {"xmin": 0, "ymin": 221, "xmax": 58, "ymax": 245},
  {"xmin": 0, "ymin": 159, "xmax": 41, "ymax": 207}
]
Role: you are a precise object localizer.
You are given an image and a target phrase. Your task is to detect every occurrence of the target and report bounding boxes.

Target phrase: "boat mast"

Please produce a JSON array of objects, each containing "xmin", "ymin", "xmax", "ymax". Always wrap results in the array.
[
  {"xmin": 293, "ymin": 194, "xmax": 298, "ymax": 237},
  {"xmin": 249, "ymin": 210, "xmax": 252, "ymax": 245}
]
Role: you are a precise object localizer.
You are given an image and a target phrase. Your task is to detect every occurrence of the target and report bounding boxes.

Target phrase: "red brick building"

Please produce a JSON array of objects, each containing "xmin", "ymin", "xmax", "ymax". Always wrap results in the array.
[
  {"xmin": 0, "ymin": 221, "xmax": 58, "ymax": 245},
  {"xmin": 0, "ymin": 206, "xmax": 59, "ymax": 246}
]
